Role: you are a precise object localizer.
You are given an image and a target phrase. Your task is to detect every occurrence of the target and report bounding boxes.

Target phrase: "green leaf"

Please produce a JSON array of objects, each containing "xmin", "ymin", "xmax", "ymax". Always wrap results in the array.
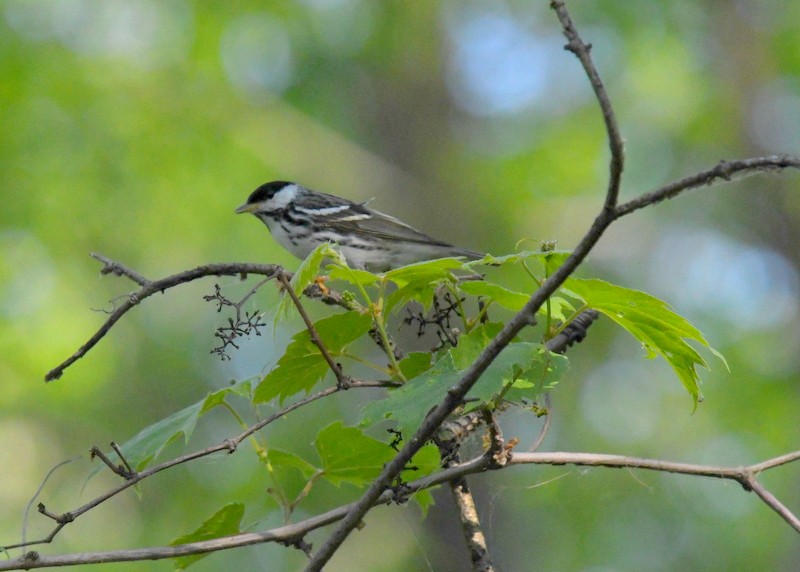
[
  {"xmin": 360, "ymin": 353, "xmax": 460, "ymax": 437},
  {"xmin": 315, "ymin": 425, "xmax": 441, "ymax": 511},
  {"xmin": 460, "ymin": 281, "xmax": 529, "ymax": 311},
  {"xmin": 536, "ymin": 251, "xmax": 571, "ymax": 275},
  {"xmin": 95, "ymin": 381, "xmax": 250, "ymax": 473},
  {"xmin": 540, "ymin": 296, "xmax": 574, "ymax": 322},
  {"xmin": 263, "ymin": 448, "xmax": 320, "ymax": 510},
  {"xmin": 448, "ymin": 322, "xmax": 504, "ymax": 369},
  {"xmin": 276, "ymin": 243, "xmax": 343, "ymax": 319},
  {"xmin": 468, "ymin": 249, "xmax": 571, "ymax": 269},
  {"xmin": 383, "ymin": 257, "xmax": 470, "ymax": 283},
  {"xmin": 398, "ymin": 352, "xmax": 433, "ymax": 379},
  {"xmin": 224, "ymin": 379, "xmax": 254, "ymax": 400},
  {"xmin": 315, "ymin": 422, "xmax": 395, "ymax": 486},
  {"xmin": 466, "ymin": 250, "xmax": 539, "ymax": 267},
  {"xmin": 361, "ymin": 331, "xmax": 567, "ymax": 436},
  {"xmin": 562, "ymin": 278, "xmax": 726, "ymax": 405},
  {"xmin": 459, "ymin": 281, "xmax": 573, "ymax": 321},
  {"xmin": 406, "ymin": 443, "xmax": 442, "ymax": 477},
  {"xmin": 171, "ymin": 503, "xmax": 244, "ymax": 570},
  {"xmin": 265, "ymin": 427, "xmax": 440, "ymax": 513},
  {"xmin": 254, "ymin": 311, "xmax": 373, "ymax": 404},
  {"xmin": 265, "ymin": 448, "xmax": 319, "ymax": 479},
  {"xmin": 119, "ymin": 402, "xmax": 204, "ymax": 471},
  {"xmin": 327, "ymin": 265, "xmax": 380, "ymax": 286},
  {"xmin": 383, "ymin": 258, "xmax": 466, "ymax": 314},
  {"xmin": 405, "ymin": 444, "xmax": 441, "ymax": 515}
]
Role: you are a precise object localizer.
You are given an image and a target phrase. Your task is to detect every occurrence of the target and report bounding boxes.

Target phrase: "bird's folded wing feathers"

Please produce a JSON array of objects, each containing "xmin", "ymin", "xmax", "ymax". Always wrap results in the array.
[
  {"xmin": 305, "ymin": 191, "xmax": 482, "ymax": 257},
  {"xmin": 328, "ymin": 206, "xmax": 455, "ymax": 246}
]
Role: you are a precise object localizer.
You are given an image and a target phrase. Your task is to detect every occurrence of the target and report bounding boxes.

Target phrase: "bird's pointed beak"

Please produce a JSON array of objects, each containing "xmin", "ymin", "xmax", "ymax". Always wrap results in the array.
[{"xmin": 235, "ymin": 203, "xmax": 257, "ymax": 214}]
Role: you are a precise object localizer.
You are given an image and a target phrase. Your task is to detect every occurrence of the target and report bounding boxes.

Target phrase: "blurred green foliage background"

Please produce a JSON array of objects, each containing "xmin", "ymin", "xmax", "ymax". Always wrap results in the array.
[{"xmin": 2, "ymin": 0, "xmax": 799, "ymax": 570}]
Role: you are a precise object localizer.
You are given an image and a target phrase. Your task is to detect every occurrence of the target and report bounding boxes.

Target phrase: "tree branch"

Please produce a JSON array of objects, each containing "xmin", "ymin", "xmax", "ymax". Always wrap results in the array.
[
  {"xmin": 2, "ymin": 449, "xmax": 797, "ymax": 570},
  {"xmin": 510, "ymin": 451, "xmax": 800, "ymax": 533},
  {"xmin": 448, "ymin": 477, "xmax": 494, "ymax": 572},
  {"xmin": 276, "ymin": 272, "xmax": 350, "ymax": 388},
  {"xmin": 551, "ymin": 0, "xmax": 624, "ymax": 209},
  {"xmin": 615, "ymin": 155, "xmax": 800, "ymax": 217},
  {"xmin": 4, "ymin": 379, "xmax": 395, "ymax": 552},
  {"xmin": 29, "ymin": 1, "xmax": 800, "ymax": 569},
  {"xmin": 305, "ymin": 1, "xmax": 800, "ymax": 566},
  {"xmin": 303, "ymin": 8, "xmax": 629, "ymax": 565},
  {"xmin": 45, "ymin": 256, "xmax": 351, "ymax": 382},
  {"xmin": 45, "ymin": 259, "xmax": 281, "ymax": 381}
]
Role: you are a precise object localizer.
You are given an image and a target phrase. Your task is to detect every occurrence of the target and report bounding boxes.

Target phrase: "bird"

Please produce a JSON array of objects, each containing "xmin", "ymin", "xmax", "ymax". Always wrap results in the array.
[{"xmin": 235, "ymin": 181, "xmax": 483, "ymax": 272}]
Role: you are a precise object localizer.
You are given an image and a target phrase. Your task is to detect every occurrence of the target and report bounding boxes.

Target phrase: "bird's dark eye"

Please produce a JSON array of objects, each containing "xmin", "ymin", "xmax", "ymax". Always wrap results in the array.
[{"xmin": 247, "ymin": 181, "xmax": 293, "ymax": 204}]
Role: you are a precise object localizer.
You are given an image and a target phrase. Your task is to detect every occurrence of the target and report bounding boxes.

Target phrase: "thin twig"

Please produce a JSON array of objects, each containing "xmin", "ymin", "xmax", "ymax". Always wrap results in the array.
[
  {"xmin": 4, "ymin": 380, "xmax": 395, "ymax": 552},
  {"xmin": 528, "ymin": 393, "xmax": 552, "ymax": 453},
  {"xmin": 550, "ymin": 0, "xmax": 624, "ymax": 208},
  {"xmin": 91, "ymin": 253, "xmax": 150, "ymax": 286},
  {"xmin": 45, "ymin": 260, "xmax": 283, "ymax": 381},
  {"xmin": 748, "ymin": 480, "xmax": 800, "ymax": 532},
  {"xmin": 276, "ymin": 273, "xmax": 351, "ymax": 388},
  {"xmin": 109, "ymin": 443, "xmax": 134, "ymax": 477},
  {"xmin": 615, "ymin": 155, "xmax": 800, "ymax": 217},
  {"xmin": 20, "ymin": 459, "xmax": 76, "ymax": 548},
  {"xmin": 510, "ymin": 451, "xmax": 800, "ymax": 533},
  {"xmin": 45, "ymin": 257, "xmax": 353, "ymax": 382},
  {"xmin": 89, "ymin": 447, "xmax": 134, "ymax": 480}
]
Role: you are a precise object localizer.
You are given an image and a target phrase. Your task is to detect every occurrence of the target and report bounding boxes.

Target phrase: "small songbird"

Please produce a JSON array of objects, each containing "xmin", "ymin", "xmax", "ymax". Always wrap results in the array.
[{"xmin": 236, "ymin": 181, "xmax": 483, "ymax": 272}]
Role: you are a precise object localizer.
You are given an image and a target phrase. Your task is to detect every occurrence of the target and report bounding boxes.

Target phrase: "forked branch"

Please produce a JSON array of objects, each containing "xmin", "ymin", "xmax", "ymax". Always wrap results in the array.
[
  {"xmin": 45, "ymin": 257, "xmax": 350, "ymax": 381},
  {"xmin": 2, "ymin": 449, "xmax": 797, "ymax": 570},
  {"xmin": 3, "ymin": 379, "xmax": 396, "ymax": 553}
]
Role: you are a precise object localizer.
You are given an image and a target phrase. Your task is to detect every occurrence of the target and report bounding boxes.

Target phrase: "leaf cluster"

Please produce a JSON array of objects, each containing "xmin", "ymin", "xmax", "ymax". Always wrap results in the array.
[{"xmin": 95, "ymin": 244, "xmax": 723, "ymax": 567}]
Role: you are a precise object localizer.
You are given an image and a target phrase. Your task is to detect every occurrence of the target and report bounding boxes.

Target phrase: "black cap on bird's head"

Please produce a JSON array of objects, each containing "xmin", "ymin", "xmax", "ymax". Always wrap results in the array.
[{"xmin": 235, "ymin": 181, "xmax": 294, "ymax": 213}]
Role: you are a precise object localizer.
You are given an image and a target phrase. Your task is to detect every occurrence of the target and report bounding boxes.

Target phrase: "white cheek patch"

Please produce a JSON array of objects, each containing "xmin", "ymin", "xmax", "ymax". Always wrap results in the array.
[
  {"xmin": 269, "ymin": 185, "xmax": 299, "ymax": 209},
  {"xmin": 295, "ymin": 204, "xmax": 351, "ymax": 216}
]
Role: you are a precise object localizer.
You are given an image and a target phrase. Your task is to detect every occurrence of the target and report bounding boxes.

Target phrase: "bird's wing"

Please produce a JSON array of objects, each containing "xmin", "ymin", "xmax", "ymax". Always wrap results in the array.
[{"xmin": 321, "ymin": 200, "xmax": 454, "ymax": 246}]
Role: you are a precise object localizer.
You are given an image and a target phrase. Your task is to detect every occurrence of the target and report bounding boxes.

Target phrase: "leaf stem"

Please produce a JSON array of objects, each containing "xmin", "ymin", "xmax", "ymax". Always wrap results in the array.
[
  {"xmin": 446, "ymin": 282, "xmax": 472, "ymax": 334},
  {"xmin": 371, "ymin": 306, "xmax": 405, "ymax": 381},
  {"xmin": 339, "ymin": 352, "xmax": 394, "ymax": 376}
]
